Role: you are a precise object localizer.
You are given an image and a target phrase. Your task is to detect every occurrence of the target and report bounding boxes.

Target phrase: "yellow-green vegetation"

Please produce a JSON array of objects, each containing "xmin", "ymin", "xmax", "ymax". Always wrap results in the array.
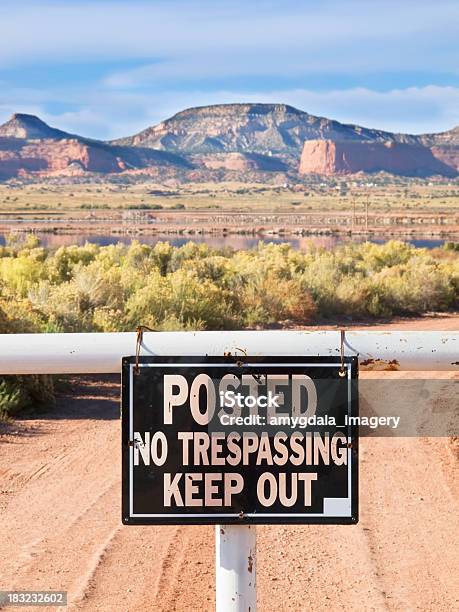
[
  {"xmin": 0, "ymin": 236, "xmax": 457, "ymax": 416},
  {"xmin": 0, "ymin": 270, "xmax": 55, "ymax": 418},
  {"xmin": 1, "ymin": 237, "xmax": 457, "ymax": 332}
]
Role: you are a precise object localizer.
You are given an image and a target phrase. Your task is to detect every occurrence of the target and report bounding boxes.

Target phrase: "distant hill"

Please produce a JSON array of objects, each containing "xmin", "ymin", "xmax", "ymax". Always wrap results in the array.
[
  {"xmin": 113, "ymin": 103, "xmax": 425, "ymax": 154},
  {"xmin": 0, "ymin": 104, "xmax": 458, "ymax": 181},
  {"xmin": 0, "ymin": 113, "xmax": 77, "ymax": 141},
  {"xmin": 0, "ymin": 114, "xmax": 191, "ymax": 180},
  {"xmin": 418, "ymin": 125, "xmax": 459, "ymax": 147}
]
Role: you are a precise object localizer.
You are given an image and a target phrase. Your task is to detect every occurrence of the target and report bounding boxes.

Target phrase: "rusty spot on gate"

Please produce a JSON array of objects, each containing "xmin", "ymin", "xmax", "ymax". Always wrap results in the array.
[
  {"xmin": 360, "ymin": 358, "xmax": 400, "ymax": 371},
  {"xmin": 248, "ymin": 554, "xmax": 254, "ymax": 573}
]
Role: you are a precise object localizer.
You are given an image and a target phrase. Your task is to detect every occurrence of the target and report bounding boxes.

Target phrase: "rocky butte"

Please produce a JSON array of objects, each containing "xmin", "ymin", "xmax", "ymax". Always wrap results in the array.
[
  {"xmin": 0, "ymin": 104, "xmax": 458, "ymax": 180},
  {"xmin": 112, "ymin": 103, "xmax": 411, "ymax": 154},
  {"xmin": 0, "ymin": 113, "xmax": 190, "ymax": 180},
  {"xmin": 299, "ymin": 140, "xmax": 459, "ymax": 177}
]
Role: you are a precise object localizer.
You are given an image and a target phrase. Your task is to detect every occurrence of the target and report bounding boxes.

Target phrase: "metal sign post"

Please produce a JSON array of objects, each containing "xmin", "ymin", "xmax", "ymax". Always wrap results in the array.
[
  {"xmin": 216, "ymin": 524, "xmax": 256, "ymax": 612},
  {"xmin": 122, "ymin": 354, "xmax": 358, "ymax": 612}
]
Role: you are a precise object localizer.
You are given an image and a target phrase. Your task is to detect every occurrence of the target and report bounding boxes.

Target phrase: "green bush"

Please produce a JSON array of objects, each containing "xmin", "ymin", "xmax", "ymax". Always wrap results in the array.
[
  {"xmin": 0, "ymin": 375, "xmax": 54, "ymax": 419},
  {"xmin": 0, "ymin": 299, "xmax": 55, "ymax": 418},
  {"xmin": 0, "ymin": 238, "xmax": 456, "ymax": 333}
]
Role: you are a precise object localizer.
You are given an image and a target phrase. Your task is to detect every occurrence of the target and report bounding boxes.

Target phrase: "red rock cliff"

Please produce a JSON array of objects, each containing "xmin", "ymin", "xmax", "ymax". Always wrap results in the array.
[
  {"xmin": 0, "ymin": 138, "xmax": 125, "ymax": 179},
  {"xmin": 299, "ymin": 140, "xmax": 458, "ymax": 177}
]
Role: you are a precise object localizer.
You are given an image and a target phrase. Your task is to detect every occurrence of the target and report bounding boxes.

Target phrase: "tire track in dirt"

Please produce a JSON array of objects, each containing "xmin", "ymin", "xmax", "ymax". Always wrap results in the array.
[
  {"xmin": 151, "ymin": 526, "xmax": 188, "ymax": 610},
  {"xmin": 256, "ymin": 518, "xmax": 390, "ymax": 611},
  {"xmin": 68, "ymin": 525, "xmax": 121, "ymax": 610},
  {"xmin": 78, "ymin": 524, "xmax": 215, "ymax": 612},
  {"xmin": 360, "ymin": 437, "xmax": 459, "ymax": 611},
  {"xmin": 151, "ymin": 526, "xmax": 215, "ymax": 612},
  {"xmin": 0, "ymin": 376, "xmax": 121, "ymax": 612}
]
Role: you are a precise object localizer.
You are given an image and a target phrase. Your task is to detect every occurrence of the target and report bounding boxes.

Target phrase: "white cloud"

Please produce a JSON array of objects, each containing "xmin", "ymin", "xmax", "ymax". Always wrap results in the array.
[
  {"xmin": 256, "ymin": 86, "xmax": 459, "ymax": 134},
  {"xmin": 0, "ymin": 0, "xmax": 457, "ymax": 77},
  {"xmin": 1, "ymin": 84, "xmax": 456, "ymax": 139},
  {"xmin": 111, "ymin": 85, "xmax": 459, "ymax": 136},
  {"xmin": 0, "ymin": 1, "xmax": 457, "ymax": 138}
]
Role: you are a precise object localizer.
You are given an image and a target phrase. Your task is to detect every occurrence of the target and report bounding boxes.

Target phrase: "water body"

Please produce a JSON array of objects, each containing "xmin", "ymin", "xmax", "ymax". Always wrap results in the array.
[{"xmin": 0, "ymin": 232, "xmax": 447, "ymax": 250}]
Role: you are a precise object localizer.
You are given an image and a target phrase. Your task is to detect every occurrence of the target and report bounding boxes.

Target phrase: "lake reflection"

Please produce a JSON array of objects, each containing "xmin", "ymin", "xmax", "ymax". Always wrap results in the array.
[{"xmin": 0, "ymin": 232, "xmax": 447, "ymax": 250}]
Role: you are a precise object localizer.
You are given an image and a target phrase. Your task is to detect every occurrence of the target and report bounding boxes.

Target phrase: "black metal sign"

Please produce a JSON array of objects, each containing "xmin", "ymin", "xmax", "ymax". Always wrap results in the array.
[{"xmin": 122, "ymin": 356, "xmax": 358, "ymax": 525}]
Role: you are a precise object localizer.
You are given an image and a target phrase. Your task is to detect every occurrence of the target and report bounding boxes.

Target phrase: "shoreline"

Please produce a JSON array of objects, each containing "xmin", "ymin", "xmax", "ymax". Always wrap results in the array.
[
  {"xmin": 1, "ymin": 224, "xmax": 457, "ymax": 240},
  {"xmin": 0, "ymin": 208, "xmax": 457, "ymax": 240}
]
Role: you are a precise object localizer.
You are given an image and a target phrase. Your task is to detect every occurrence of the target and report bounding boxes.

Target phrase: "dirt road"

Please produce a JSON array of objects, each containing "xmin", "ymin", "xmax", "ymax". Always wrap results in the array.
[{"xmin": 1, "ymin": 318, "xmax": 458, "ymax": 611}]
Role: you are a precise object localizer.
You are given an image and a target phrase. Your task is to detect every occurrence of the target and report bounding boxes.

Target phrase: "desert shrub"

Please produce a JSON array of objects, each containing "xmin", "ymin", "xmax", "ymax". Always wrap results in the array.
[
  {"xmin": 169, "ymin": 242, "xmax": 215, "ymax": 271},
  {"xmin": 241, "ymin": 272, "xmax": 316, "ymax": 326},
  {"xmin": 298, "ymin": 241, "xmax": 458, "ymax": 317},
  {"xmin": 1, "ymin": 237, "xmax": 458, "ymax": 414},
  {"xmin": 0, "ymin": 296, "xmax": 55, "ymax": 418},
  {"xmin": 0, "ymin": 237, "xmax": 456, "ymax": 333},
  {"xmin": 0, "ymin": 292, "xmax": 45, "ymax": 333},
  {"xmin": 0, "ymin": 375, "xmax": 54, "ymax": 419},
  {"xmin": 0, "ymin": 252, "xmax": 47, "ymax": 297},
  {"xmin": 151, "ymin": 241, "xmax": 174, "ymax": 276},
  {"xmin": 125, "ymin": 268, "xmax": 237, "ymax": 329},
  {"xmin": 0, "ymin": 378, "xmax": 26, "ymax": 417},
  {"xmin": 371, "ymin": 260, "xmax": 456, "ymax": 314},
  {"xmin": 46, "ymin": 243, "xmax": 99, "ymax": 283},
  {"xmin": 125, "ymin": 269, "xmax": 174, "ymax": 328}
]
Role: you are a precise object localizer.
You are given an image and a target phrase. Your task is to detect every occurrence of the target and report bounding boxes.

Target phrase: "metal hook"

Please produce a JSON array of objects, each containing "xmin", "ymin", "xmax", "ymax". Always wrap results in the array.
[
  {"xmin": 134, "ymin": 325, "xmax": 155, "ymax": 374},
  {"xmin": 233, "ymin": 347, "xmax": 248, "ymax": 368},
  {"xmin": 339, "ymin": 329, "xmax": 347, "ymax": 378},
  {"xmin": 224, "ymin": 348, "xmax": 263, "ymax": 384}
]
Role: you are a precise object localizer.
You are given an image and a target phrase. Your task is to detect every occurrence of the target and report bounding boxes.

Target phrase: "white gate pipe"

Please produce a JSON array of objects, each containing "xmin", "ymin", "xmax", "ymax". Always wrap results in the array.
[
  {"xmin": 0, "ymin": 331, "xmax": 456, "ymax": 374},
  {"xmin": 216, "ymin": 525, "xmax": 256, "ymax": 612}
]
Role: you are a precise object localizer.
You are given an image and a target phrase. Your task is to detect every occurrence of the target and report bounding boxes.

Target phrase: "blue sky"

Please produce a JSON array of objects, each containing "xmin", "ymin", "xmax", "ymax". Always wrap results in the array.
[{"xmin": 0, "ymin": 0, "xmax": 458, "ymax": 139}]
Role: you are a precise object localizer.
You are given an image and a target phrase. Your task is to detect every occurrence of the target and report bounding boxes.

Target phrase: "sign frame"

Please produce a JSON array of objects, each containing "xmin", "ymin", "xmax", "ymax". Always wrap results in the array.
[{"xmin": 122, "ymin": 355, "xmax": 358, "ymax": 525}]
